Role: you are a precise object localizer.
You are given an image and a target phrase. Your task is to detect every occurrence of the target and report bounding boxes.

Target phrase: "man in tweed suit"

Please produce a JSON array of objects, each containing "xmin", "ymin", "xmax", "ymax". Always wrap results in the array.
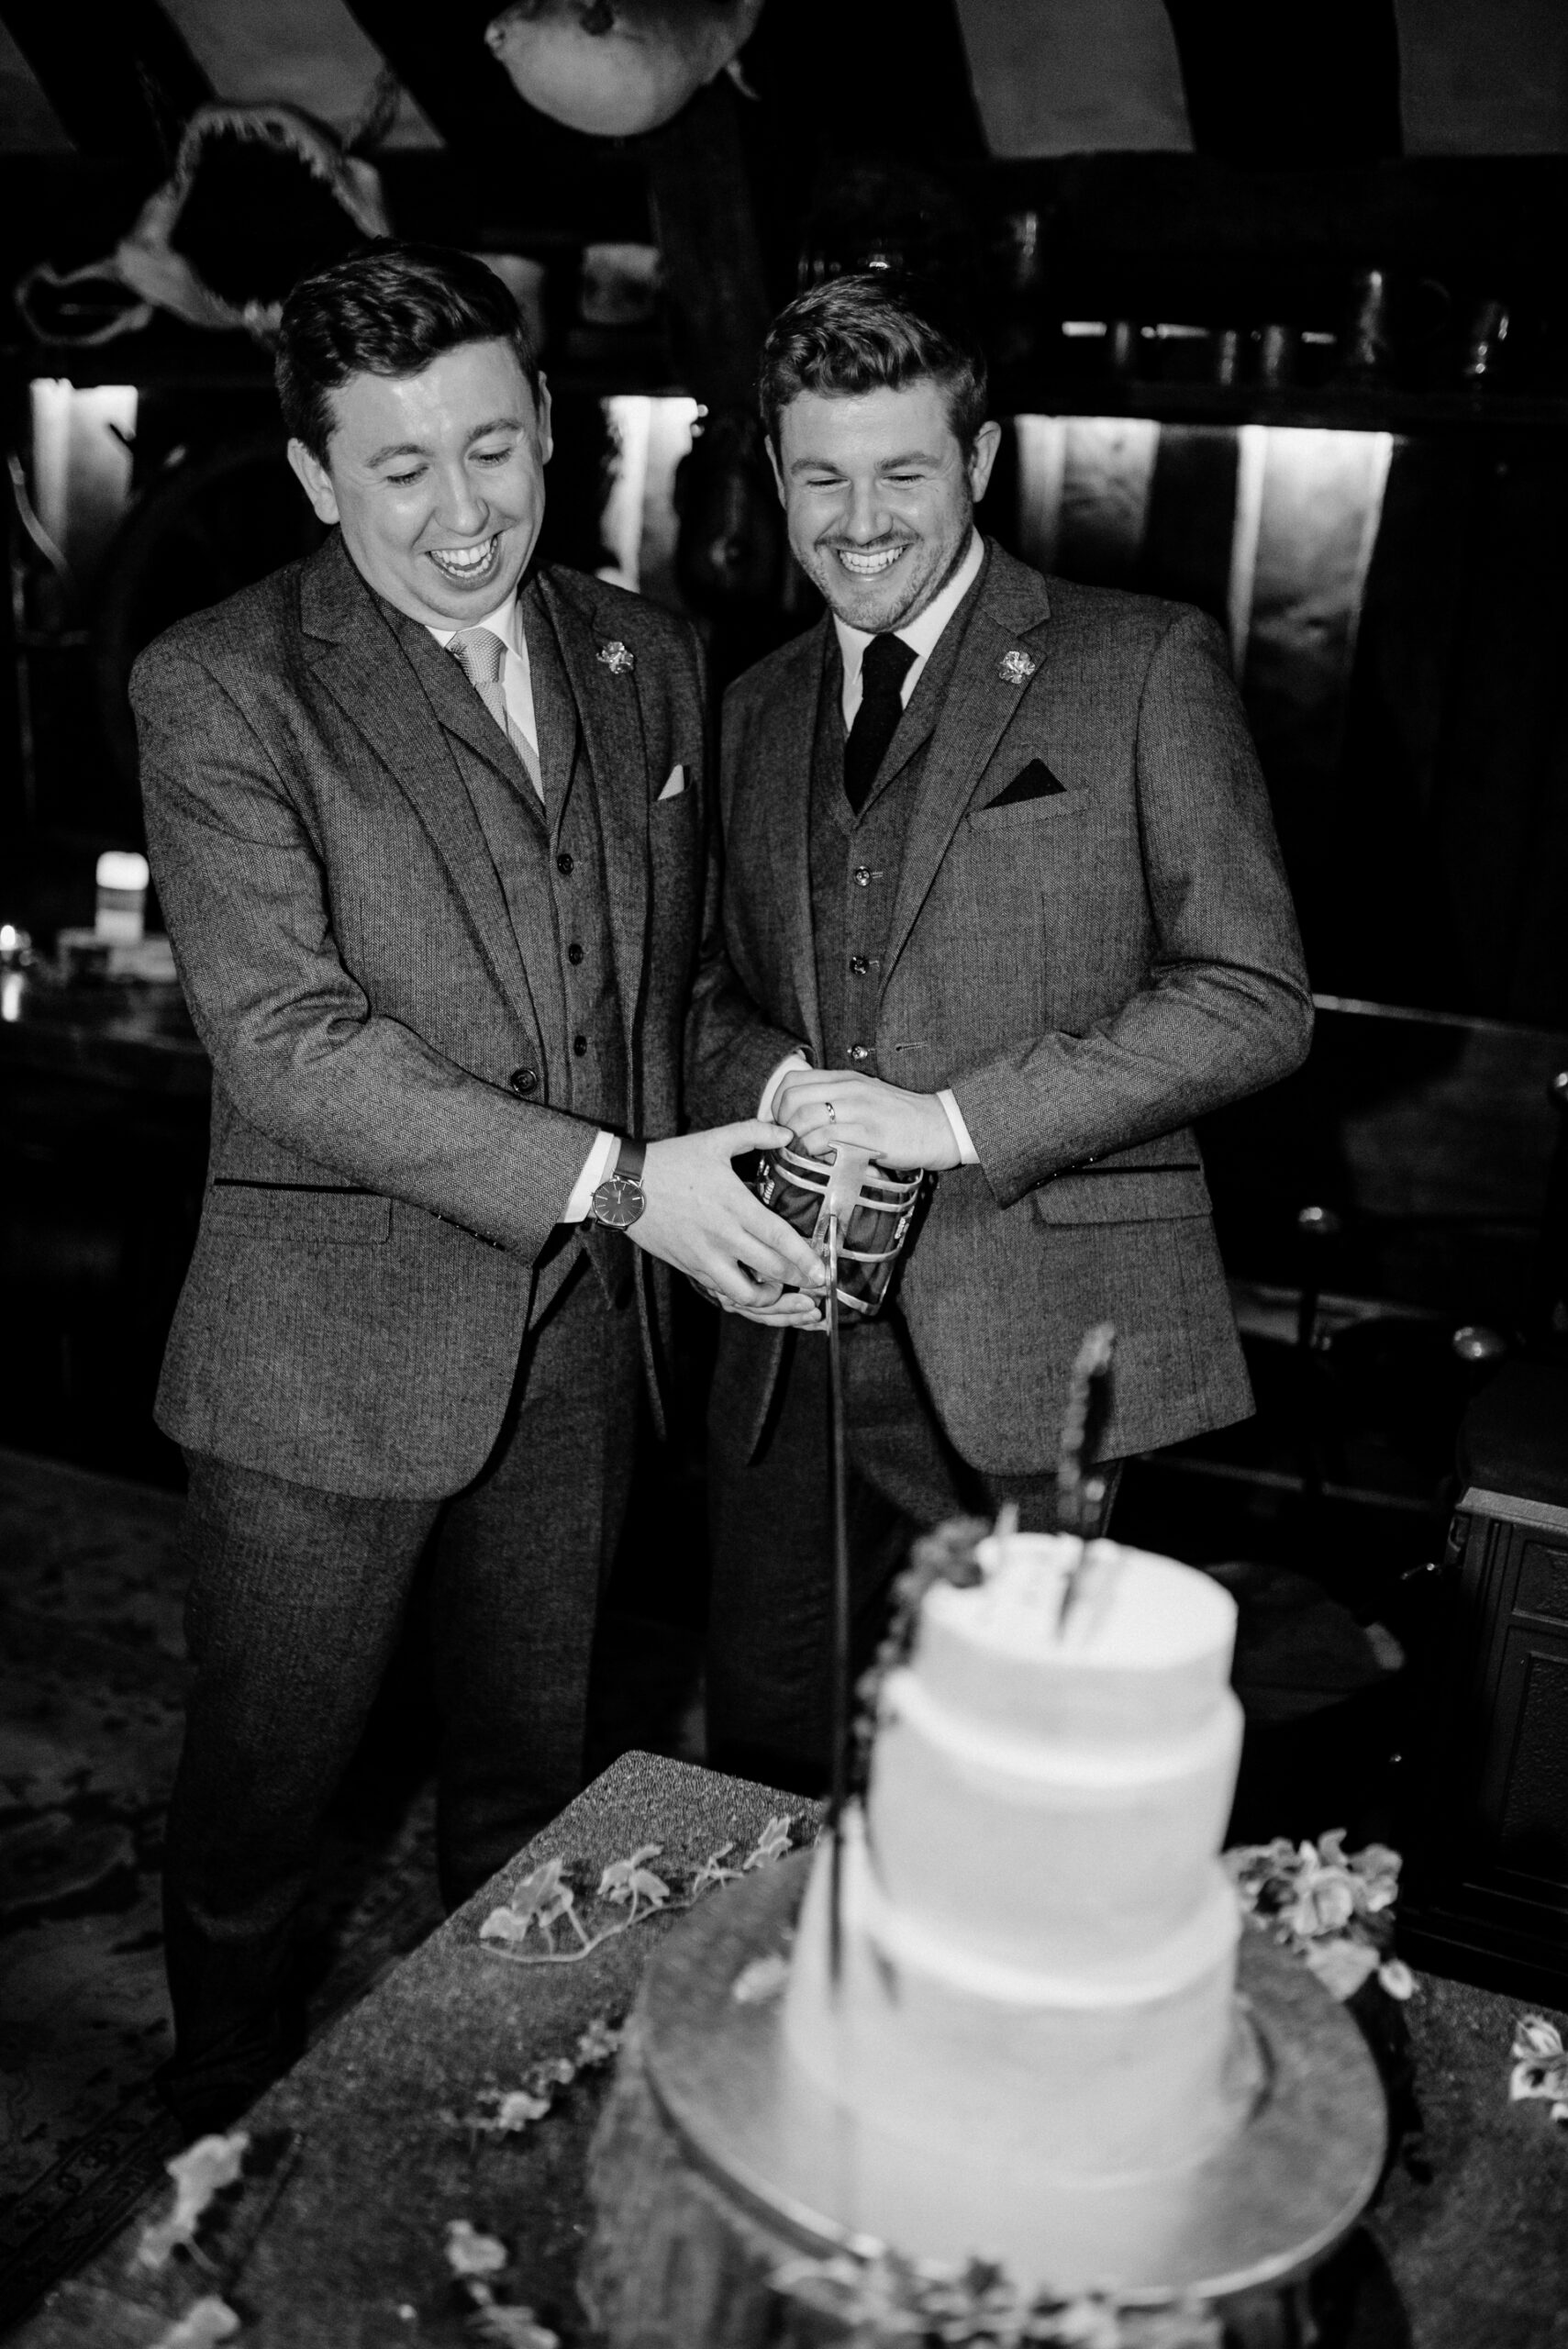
[
  {"xmin": 690, "ymin": 273, "xmax": 1314, "ymax": 1791},
  {"xmin": 133, "ymin": 241, "xmax": 821, "ymax": 2129}
]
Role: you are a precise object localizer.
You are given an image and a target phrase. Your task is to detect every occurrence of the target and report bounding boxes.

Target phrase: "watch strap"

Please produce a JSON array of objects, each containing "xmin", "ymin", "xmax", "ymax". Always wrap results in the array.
[{"xmin": 613, "ymin": 1137, "xmax": 646, "ymax": 1185}]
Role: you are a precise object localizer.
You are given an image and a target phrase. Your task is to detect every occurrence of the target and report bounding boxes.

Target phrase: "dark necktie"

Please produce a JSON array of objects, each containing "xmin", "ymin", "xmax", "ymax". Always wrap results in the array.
[{"xmin": 844, "ymin": 631, "xmax": 917, "ymax": 813}]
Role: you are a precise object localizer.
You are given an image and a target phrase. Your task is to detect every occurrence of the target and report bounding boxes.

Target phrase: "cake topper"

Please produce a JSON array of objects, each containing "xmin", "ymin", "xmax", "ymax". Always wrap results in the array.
[{"xmin": 1054, "ymin": 1321, "xmax": 1117, "ymax": 1632}]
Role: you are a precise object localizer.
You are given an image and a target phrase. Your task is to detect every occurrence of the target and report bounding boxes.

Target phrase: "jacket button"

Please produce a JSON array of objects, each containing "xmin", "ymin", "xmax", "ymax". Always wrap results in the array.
[
  {"xmin": 557, "ymin": 852, "xmax": 574, "ymax": 876},
  {"xmin": 509, "ymin": 1066, "xmax": 539, "ymax": 1097},
  {"xmin": 849, "ymin": 1042, "xmax": 870, "ymax": 1062},
  {"xmin": 849, "ymin": 954, "xmax": 870, "ymax": 977},
  {"xmin": 567, "ymin": 941, "xmax": 584, "ymax": 965},
  {"xmin": 573, "ymin": 1034, "xmax": 588, "ymax": 1058},
  {"xmin": 852, "ymin": 866, "xmax": 873, "ymax": 888}
]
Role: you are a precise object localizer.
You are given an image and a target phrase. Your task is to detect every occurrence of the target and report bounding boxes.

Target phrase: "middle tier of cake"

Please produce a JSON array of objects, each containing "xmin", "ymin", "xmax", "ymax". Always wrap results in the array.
[{"xmin": 868, "ymin": 1662, "xmax": 1245, "ymax": 1969}]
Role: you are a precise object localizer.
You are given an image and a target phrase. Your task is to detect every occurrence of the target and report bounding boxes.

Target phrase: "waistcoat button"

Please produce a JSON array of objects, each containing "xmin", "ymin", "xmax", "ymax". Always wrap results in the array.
[
  {"xmin": 509, "ymin": 1066, "xmax": 539, "ymax": 1097},
  {"xmin": 556, "ymin": 852, "xmax": 574, "ymax": 876},
  {"xmin": 567, "ymin": 941, "xmax": 584, "ymax": 965},
  {"xmin": 849, "ymin": 954, "xmax": 870, "ymax": 976},
  {"xmin": 573, "ymin": 1034, "xmax": 588, "ymax": 1057},
  {"xmin": 848, "ymin": 1042, "xmax": 871, "ymax": 1062}
]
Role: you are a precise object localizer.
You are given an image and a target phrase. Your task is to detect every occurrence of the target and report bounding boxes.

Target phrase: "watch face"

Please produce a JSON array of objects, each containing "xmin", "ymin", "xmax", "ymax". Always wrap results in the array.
[{"xmin": 592, "ymin": 1174, "xmax": 646, "ymax": 1230}]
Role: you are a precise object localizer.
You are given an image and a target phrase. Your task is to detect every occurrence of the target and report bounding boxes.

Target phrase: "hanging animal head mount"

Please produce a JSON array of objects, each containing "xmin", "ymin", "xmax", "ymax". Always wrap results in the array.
[
  {"xmin": 485, "ymin": 0, "xmax": 766, "ymax": 137},
  {"xmin": 16, "ymin": 103, "xmax": 391, "ymax": 348}
]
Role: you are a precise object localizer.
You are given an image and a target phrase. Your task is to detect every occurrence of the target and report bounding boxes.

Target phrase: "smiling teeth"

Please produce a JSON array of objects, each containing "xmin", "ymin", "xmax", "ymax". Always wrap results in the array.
[
  {"xmin": 837, "ymin": 546, "xmax": 905, "ymax": 574},
  {"xmin": 430, "ymin": 537, "xmax": 498, "ymax": 575}
]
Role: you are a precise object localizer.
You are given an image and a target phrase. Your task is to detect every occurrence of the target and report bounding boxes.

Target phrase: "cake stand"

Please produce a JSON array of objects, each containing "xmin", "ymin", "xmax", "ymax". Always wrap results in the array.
[{"xmin": 582, "ymin": 1851, "xmax": 1389, "ymax": 2348}]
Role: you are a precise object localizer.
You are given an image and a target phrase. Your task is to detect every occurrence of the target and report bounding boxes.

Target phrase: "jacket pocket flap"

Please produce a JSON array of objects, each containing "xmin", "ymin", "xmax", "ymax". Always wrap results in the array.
[
  {"xmin": 206, "ymin": 1184, "xmax": 392, "ymax": 1243},
  {"xmin": 1030, "ymin": 1163, "xmax": 1212, "ymax": 1225}
]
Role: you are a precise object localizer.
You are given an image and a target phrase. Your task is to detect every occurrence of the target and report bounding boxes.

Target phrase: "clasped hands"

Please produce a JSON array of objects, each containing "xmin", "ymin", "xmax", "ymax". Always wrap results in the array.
[{"xmin": 628, "ymin": 1073, "xmax": 957, "ymax": 1333}]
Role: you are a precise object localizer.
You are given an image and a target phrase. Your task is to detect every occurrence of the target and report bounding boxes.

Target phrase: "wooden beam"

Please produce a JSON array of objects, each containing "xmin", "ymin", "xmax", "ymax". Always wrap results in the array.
[{"xmin": 0, "ymin": 0, "xmax": 211, "ymax": 169}]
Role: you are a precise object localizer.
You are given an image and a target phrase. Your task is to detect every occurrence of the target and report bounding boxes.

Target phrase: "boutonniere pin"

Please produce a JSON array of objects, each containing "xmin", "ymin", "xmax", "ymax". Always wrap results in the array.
[
  {"xmin": 998, "ymin": 648, "xmax": 1037, "ymax": 686},
  {"xmin": 597, "ymin": 639, "xmax": 635, "ymax": 675}
]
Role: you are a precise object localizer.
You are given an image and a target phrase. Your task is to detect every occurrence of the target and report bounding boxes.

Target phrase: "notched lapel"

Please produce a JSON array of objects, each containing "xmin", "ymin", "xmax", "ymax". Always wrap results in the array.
[
  {"xmin": 883, "ymin": 608, "xmax": 1050, "ymax": 985},
  {"xmin": 761, "ymin": 629, "xmax": 828, "ymax": 1058},
  {"xmin": 299, "ymin": 544, "xmax": 540, "ymax": 1033}
]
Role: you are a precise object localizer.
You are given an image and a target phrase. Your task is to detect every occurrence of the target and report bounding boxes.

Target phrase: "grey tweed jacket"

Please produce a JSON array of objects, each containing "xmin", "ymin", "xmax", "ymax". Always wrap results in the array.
[
  {"xmin": 133, "ymin": 531, "xmax": 717, "ymax": 1497},
  {"xmin": 690, "ymin": 540, "xmax": 1315, "ymax": 1471}
]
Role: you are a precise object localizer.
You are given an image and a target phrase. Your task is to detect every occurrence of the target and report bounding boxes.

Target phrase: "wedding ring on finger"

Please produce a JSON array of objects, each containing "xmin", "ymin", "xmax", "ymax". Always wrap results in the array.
[{"xmin": 825, "ymin": 1100, "xmax": 837, "ymax": 1124}]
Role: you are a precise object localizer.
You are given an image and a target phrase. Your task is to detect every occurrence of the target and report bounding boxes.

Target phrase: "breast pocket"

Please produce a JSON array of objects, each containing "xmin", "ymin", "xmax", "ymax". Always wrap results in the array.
[{"xmin": 967, "ymin": 795, "xmax": 1085, "ymax": 831}]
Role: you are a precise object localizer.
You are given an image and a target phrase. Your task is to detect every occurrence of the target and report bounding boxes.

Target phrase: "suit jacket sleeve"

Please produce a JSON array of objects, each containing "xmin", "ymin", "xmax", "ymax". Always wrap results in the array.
[
  {"xmin": 948, "ymin": 608, "xmax": 1314, "ymax": 1208},
  {"xmin": 684, "ymin": 669, "xmax": 812, "ymax": 1128},
  {"xmin": 134, "ymin": 640, "xmax": 595, "ymax": 1262}
]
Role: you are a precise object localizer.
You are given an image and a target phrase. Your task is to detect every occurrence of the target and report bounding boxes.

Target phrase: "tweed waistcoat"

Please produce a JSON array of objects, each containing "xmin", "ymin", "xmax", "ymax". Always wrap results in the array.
[
  {"xmin": 808, "ymin": 587, "xmax": 983, "ymax": 1074},
  {"xmin": 456, "ymin": 596, "xmax": 628, "ymax": 1133}
]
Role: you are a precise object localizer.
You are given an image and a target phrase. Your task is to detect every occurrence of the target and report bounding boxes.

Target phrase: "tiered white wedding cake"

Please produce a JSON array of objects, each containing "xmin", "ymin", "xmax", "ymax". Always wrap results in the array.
[{"xmin": 780, "ymin": 1531, "xmax": 1262, "ymax": 2278}]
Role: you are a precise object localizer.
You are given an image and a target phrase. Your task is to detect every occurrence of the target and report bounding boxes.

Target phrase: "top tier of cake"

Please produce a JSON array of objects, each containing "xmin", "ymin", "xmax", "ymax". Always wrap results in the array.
[
  {"xmin": 915, "ymin": 1532, "xmax": 1238, "ymax": 1744},
  {"xmin": 866, "ymin": 1535, "xmax": 1242, "ymax": 1972}
]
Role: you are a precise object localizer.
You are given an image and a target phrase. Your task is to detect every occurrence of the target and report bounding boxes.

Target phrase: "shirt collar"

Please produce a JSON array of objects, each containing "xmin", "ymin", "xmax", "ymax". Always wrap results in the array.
[
  {"xmin": 426, "ymin": 584, "xmax": 523, "ymax": 656},
  {"xmin": 832, "ymin": 526, "xmax": 984, "ymax": 678}
]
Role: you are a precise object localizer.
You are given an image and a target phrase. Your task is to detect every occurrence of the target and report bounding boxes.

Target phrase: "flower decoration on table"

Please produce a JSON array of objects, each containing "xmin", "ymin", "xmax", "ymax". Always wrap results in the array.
[
  {"xmin": 146, "ymin": 2300, "xmax": 242, "ymax": 2349},
  {"xmin": 773, "ymin": 2247, "xmax": 1220, "ymax": 2347},
  {"xmin": 1509, "ymin": 2014, "xmax": 1568, "ymax": 2128},
  {"xmin": 478, "ymin": 1815, "xmax": 805, "ymax": 1964},
  {"xmin": 133, "ymin": 2132, "xmax": 250, "ymax": 2274},
  {"xmin": 449, "ymin": 2015, "xmax": 624, "ymax": 2143},
  {"xmin": 1225, "ymin": 1830, "xmax": 1414, "ymax": 2002},
  {"xmin": 445, "ymin": 2219, "xmax": 560, "ymax": 2345}
]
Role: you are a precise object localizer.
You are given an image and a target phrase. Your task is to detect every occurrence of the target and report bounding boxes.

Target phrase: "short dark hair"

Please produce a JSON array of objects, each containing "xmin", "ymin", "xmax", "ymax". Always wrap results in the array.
[
  {"xmin": 275, "ymin": 239, "xmax": 541, "ymax": 465},
  {"xmin": 758, "ymin": 272, "xmax": 989, "ymax": 453}
]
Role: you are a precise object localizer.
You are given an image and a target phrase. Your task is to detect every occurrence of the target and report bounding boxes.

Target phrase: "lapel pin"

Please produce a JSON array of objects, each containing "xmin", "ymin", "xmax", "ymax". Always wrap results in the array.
[
  {"xmin": 597, "ymin": 640, "xmax": 635, "ymax": 675},
  {"xmin": 998, "ymin": 648, "xmax": 1037, "ymax": 686}
]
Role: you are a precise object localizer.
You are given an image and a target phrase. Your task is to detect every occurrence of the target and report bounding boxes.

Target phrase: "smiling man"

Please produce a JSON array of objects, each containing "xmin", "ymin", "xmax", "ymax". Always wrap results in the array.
[
  {"xmin": 131, "ymin": 240, "xmax": 820, "ymax": 2132},
  {"xmin": 689, "ymin": 271, "xmax": 1315, "ymax": 1792}
]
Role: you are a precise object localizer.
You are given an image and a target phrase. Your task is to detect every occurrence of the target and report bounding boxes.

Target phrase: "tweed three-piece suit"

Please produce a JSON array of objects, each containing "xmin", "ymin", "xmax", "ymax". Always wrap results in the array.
[
  {"xmin": 691, "ymin": 537, "xmax": 1315, "ymax": 1783},
  {"xmin": 133, "ymin": 529, "xmax": 715, "ymax": 2109}
]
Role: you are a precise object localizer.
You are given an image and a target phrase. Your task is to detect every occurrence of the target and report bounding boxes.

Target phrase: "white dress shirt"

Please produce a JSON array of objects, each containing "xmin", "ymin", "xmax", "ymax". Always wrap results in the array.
[
  {"xmin": 761, "ymin": 528, "xmax": 986, "ymax": 1166},
  {"xmin": 426, "ymin": 591, "xmax": 615, "ymax": 1223}
]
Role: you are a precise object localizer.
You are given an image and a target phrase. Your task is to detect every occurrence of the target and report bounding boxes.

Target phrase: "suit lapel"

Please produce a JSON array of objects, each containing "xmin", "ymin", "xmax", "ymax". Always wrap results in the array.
[
  {"xmin": 763, "ymin": 624, "xmax": 829, "ymax": 1058},
  {"xmin": 517, "ymin": 575, "xmax": 579, "ymax": 826},
  {"xmin": 535, "ymin": 571, "xmax": 652, "ymax": 1058},
  {"xmin": 299, "ymin": 538, "xmax": 541, "ymax": 1033},
  {"xmin": 882, "ymin": 546, "xmax": 1053, "ymax": 989}
]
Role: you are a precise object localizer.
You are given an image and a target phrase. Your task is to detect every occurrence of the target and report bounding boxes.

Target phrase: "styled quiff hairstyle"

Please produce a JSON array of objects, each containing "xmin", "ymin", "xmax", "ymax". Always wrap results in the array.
[
  {"xmin": 276, "ymin": 239, "xmax": 541, "ymax": 465},
  {"xmin": 758, "ymin": 271, "xmax": 989, "ymax": 454}
]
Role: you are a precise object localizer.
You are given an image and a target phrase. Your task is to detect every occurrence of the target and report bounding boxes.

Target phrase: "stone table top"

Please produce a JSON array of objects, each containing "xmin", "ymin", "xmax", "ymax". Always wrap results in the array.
[{"xmin": 14, "ymin": 1752, "xmax": 1568, "ymax": 2349}]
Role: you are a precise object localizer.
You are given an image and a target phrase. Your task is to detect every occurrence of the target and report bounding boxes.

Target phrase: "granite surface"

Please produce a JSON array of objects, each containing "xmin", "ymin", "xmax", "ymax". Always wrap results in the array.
[
  {"xmin": 13, "ymin": 1753, "xmax": 806, "ymax": 2349},
  {"xmin": 11, "ymin": 1752, "xmax": 1568, "ymax": 2349}
]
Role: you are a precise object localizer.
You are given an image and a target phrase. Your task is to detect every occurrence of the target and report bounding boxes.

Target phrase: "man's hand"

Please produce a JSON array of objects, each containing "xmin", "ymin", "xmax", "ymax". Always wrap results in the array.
[
  {"xmin": 631, "ymin": 1122, "xmax": 828, "ymax": 1308},
  {"xmin": 689, "ymin": 1272, "xmax": 827, "ymax": 1331},
  {"xmin": 773, "ymin": 1070, "xmax": 962, "ymax": 1172}
]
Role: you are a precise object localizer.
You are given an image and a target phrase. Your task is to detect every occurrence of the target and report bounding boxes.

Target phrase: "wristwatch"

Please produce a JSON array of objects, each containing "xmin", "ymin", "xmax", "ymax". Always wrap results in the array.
[{"xmin": 589, "ymin": 1137, "xmax": 647, "ymax": 1230}]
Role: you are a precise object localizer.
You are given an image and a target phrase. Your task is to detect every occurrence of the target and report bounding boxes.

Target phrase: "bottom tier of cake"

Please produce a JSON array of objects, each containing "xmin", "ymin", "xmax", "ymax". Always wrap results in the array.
[{"xmin": 783, "ymin": 1812, "xmax": 1262, "ymax": 2194}]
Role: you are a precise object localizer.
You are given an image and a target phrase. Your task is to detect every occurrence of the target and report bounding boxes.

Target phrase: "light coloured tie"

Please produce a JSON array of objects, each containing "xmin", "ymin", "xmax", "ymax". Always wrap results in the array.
[{"xmin": 448, "ymin": 625, "xmax": 543, "ymax": 801}]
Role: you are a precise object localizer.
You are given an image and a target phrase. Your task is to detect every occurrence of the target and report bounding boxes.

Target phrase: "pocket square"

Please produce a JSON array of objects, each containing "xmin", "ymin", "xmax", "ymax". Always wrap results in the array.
[
  {"xmin": 984, "ymin": 758, "xmax": 1066, "ymax": 808},
  {"xmin": 658, "ymin": 764, "xmax": 686, "ymax": 801}
]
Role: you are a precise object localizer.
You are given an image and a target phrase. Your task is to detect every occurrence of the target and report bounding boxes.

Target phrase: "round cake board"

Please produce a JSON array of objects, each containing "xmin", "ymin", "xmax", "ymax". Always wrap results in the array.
[{"xmin": 620, "ymin": 1850, "xmax": 1387, "ymax": 2307}]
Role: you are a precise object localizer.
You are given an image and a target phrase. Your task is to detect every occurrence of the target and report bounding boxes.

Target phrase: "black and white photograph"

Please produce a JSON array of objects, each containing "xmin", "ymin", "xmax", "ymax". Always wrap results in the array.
[{"xmin": 0, "ymin": 4, "xmax": 1565, "ymax": 2343}]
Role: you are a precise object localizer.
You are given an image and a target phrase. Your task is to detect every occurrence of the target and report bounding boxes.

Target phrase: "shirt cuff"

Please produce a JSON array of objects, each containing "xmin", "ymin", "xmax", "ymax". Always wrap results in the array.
[
  {"xmin": 759, "ymin": 1051, "xmax": 811, "ymax": 1123},
  {"xmin": 561, "ymin": 1129, "xmax": 619, "ymax": 1223},
  {"xmin": 936, "ymin": 1087, "xmax": 980, "ymax": 1166}
]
